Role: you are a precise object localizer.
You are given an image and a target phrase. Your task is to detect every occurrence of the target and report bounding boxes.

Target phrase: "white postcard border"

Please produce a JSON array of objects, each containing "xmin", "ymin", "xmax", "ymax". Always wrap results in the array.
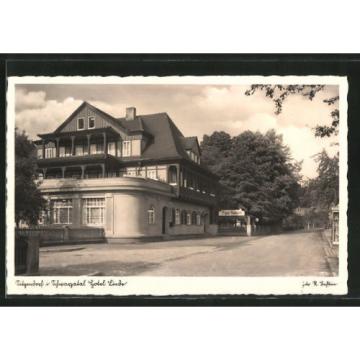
[{"xmin": 6, "ymin": 75, "xmax": 348, "ymax": 296}]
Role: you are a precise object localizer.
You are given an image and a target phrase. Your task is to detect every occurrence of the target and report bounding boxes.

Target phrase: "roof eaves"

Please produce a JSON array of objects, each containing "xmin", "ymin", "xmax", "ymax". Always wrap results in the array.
[{"xmin": 86, "ymin": 102, "xmax": 129, "ymax": 135}]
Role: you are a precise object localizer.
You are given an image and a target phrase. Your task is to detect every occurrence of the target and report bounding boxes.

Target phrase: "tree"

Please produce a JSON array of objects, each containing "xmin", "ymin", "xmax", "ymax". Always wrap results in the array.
[
  {"xmin": 314, "ymin": 150, "xmax": 339, "ymax": 207},
  {"xmin": 201, "ymin": 131, "xmax": 232, "ymax": 174},
  {"xmin": 300, "ymin": 150, "xmax": 339, "ymax": 210},
  {"xmin": 15, "ymin": 129, "xmax": 46, "ymax": 227},
  {"xmin": 201, "ymin": 131, "xmax": 236, "ymax": 208},
  {"xmin": 244, "ymin": 85, "xmax": 339, "ymax": 137},
  {"xmin": 201, "ymin": 129, "xmax": 301, "ymax": 224}
]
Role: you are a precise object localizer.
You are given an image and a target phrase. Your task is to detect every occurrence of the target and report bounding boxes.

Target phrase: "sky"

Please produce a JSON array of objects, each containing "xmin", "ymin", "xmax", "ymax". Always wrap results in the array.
[{"xmin": 15, "ymin": 83, "xmax": 339, "ymax": 179}]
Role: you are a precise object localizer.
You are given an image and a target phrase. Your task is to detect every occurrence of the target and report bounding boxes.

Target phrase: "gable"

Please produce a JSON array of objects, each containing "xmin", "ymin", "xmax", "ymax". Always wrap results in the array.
[{"xmin": 57, "ymin": 103, "xmax": 110, "ymax": 133}]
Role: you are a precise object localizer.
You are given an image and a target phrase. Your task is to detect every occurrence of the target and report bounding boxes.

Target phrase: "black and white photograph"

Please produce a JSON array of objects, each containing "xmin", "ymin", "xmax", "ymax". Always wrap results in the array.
[{"xmin": 6, "ymin": 75, "xmax": 347, "ymax": 296}]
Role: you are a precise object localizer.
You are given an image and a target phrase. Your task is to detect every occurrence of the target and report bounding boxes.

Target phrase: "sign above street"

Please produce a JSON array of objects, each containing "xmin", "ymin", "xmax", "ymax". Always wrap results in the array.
[{"xmin": 218, "ymin": 209, "xmax": 245, "ymax": 217}]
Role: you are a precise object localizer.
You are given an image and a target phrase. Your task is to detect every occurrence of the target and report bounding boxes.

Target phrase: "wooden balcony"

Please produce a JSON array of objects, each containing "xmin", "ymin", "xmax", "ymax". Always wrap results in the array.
[{"xmin": 37, "ymin": 153, "xmax": 118, "ymax": 167}]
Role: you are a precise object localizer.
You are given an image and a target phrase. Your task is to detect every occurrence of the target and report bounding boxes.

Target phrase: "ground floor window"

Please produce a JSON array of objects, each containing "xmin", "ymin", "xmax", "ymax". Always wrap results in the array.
[
  {"xmin": 186, "ymin": 212, "xmax": 192, "ymax": 225},
  {"xmin": 83, "ymin": 198, "xmax": 105, "ymax": 225},
  {"xmin": 51, "ymin": 199, "xmax": 73, "ymax": 224},
  {"xmin": 175, "ymin": 209, "xmax": 181, "ymax": 225},
  {"xmin": 191, "ymin": 211, "xmax": 197, "ymax": 225},
  {"xmin": 148, "ymin": 206, "xmax": 155, "ymax": 224},
  {"xmin": 196, "ymin": 213, "xmax": 201, "ymax": 225},
  {"xmin": 181, "ymin": 210, "xmax": 187, "ymax": 225}
]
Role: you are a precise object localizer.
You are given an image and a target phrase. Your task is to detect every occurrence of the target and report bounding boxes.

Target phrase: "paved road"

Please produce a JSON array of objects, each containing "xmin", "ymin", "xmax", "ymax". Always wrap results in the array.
[{"xmin": 39, "ymin": 230, "xmax": 331, "ymax": 276}]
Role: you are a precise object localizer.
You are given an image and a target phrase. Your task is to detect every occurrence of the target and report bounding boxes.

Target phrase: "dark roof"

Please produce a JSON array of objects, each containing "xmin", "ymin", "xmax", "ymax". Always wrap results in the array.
[
  {"xmin": 42, "ymin": 102, "xmax": 215, "ymax": 177},
  {"xmin": 181, "ymin": 136, "xmax": 201, "ymax": 155},
  {"xmin": 117, "ymin": 116, "xmax": 145, "ymax": 132},
  {"xmin": 181, "ymin": 136, "xmax": 197, "ymax": 149}
]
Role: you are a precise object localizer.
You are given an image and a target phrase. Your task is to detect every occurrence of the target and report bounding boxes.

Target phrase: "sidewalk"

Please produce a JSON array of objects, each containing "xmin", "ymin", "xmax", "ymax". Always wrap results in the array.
[{"xmin": 321, "ymin": 229, "xmax": 339, "ymax": 276}]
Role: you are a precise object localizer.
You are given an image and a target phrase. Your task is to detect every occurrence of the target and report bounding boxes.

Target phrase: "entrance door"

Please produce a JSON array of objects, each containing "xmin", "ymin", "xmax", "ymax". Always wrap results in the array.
[{"xmin": 162, "ymin": 207, "xmax": 167, "ymax": 234}]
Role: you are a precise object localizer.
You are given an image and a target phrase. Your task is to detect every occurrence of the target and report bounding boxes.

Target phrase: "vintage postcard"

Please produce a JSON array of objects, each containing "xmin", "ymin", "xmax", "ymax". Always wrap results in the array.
[{"xmin": 6, "ymin": 75, "xmax": 348, "ymax": 296}]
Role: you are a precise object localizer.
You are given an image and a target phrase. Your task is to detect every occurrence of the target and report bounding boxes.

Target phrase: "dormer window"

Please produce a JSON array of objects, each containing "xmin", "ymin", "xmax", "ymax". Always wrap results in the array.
[
  {"xmin": 77, "ymin": 118, "xmax": 85, "ymax": 130},
  {"xmin": 88, "ymin": 116, "xmax": 95, "ymax": 129}
]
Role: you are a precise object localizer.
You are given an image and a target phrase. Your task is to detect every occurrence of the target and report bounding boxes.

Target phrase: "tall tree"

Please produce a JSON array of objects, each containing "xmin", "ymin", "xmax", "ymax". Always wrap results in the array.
[
  {"xmin": 201, "ymin": 131, "xmax": 235, "ymax": 208},
  {"xmin": 201, "ymin": 130, "xmax": 301, "ymax": 224},
  {"xmin": 15, "ymin": 129, "xmax": 46, "ymax": 227}
]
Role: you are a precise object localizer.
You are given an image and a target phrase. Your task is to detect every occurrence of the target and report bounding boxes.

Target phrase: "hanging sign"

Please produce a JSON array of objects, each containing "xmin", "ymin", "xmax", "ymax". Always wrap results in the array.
[{"xmin": 218, "ymin": 209, "xmax": 245, "ymax": 217}]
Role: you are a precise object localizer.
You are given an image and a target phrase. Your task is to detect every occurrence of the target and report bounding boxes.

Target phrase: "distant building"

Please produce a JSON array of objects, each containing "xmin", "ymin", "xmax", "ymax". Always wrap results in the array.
[
  {"xmin": 294, "ymin": 207, "xmax": 311, "ymax": 216},
  {"xmin": 34, "ymin": 102, "xmax": 219, "ymax": 240},
  {"xmin": 330, "ymin": 205, "xmax": 339, "ymax": 245}
]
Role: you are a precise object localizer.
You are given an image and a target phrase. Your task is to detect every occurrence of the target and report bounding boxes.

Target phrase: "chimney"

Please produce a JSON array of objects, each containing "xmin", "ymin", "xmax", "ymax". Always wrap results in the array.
[{"xmin": 126, "ymin": 107, "xmax": 136, "ymax": 121}]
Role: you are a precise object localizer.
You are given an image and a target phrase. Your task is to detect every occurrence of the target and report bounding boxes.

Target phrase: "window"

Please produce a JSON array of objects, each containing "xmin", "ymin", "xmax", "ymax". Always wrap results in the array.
[
  {"xmin": 191, "ymin": 211, "xmax": 197, "ymax": 225},
  {"xmin": 147, "ymin": 168, "xmax": 157, "ymax": 180},
  {"xmin": 37, "ymin": 148, "xmax": 43, "ymax": 159},
  {"xmin": 188, "ymin": 175, "xmax": 194, "ymax": 189},
  {"xmin": 59, "ymin": 146, "xmax": 65, "ymax": 157},
  {"xmin": 51, "ymin": 199, "xmax": 73, "ymax": 224},
  {"xmin": 181, "ymin": 210, "xmax": 187, "ymax": 225},
  {"xmin": 65, "ymin": 146, "xmax": 72, "ymax": 157},
  {"xmin": 38, "ymin": 210, "xmax": 46, "ymax": 225},
  {"xmin": 171, "ymin": 208, "xmax": 175, "ymax": 224},
  {"xmin": 168, "ymin": 166, "xmax": 178, "ymax": 185},
  {"xmin": 45, "ymin": 147, "xmax": 56, "ymax": 158},
  {"xmin": 186, "ymin": 150, "xmax": 200, "ymax": 164},
  {"xmin": 88, "ymin": 116, "xmax": 95, "ymax": 129},
  {"xmin": 117, "ymin": 141, "xmax": 122, "ymax": 157},
  {"xmin": 122, "ymin": 141, "xmax": 131, "ymax": 157},
  {"xmin": 75, "ymin": 145, "xmax": 84, "ymax": 156},
  {"xmin": 148, "ymin": 206, "xmax": 155, "ymax": 224},
  {"xmin": 59, "ymin": 146, "xmax": 71, "ymax": 157},
  {"xmin": 186, "ymin": 212, "xmax": 192, "ymax": 225},
  {"xmin": 125, "ymin": 168, "xmax": 136, "ymax": 177},
  {"xmin": 196, "ymin": 213, "xmax": 201, "ymax": 225},
  {"xmin": 77, "ymin": 118, "xmax": 85, "ymax": 130},
  {"xmin": 90, "ymin": 143, "xmax": 103, "ymax": 155},
  {"xmin": 83, "ymin": 198, "xmax": 105, "ymax": 225},
  {"xmin": 108, "ymin": 142, "xmax": 116, "ymax": 156},
  {"xmin": 175, "ymin": 209, "xmax": 181, "ymax": 225},
  {"xmin": 90, "ymin": 143, "xmax": 97, "ymax": 154}
]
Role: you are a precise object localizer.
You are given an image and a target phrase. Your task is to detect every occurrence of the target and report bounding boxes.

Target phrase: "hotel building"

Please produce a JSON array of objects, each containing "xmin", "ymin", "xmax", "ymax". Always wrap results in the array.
[{"xmin": 34, "ymin": 102, "xmax": 219, "ymax": 240}]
